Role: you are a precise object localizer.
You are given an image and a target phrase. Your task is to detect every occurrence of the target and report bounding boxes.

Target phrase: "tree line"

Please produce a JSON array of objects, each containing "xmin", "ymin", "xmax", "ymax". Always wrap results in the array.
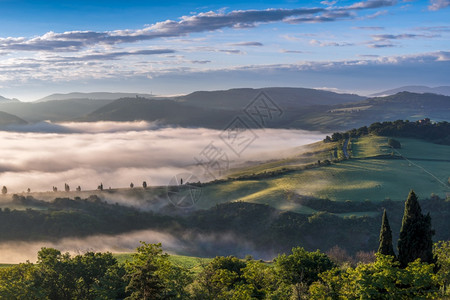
[{"xmin": 324, "ymin": 119, "xmax": 450, "ymax": 145}]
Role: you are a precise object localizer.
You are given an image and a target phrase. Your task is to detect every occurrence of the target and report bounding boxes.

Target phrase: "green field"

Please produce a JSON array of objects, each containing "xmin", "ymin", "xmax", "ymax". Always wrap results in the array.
[{"xmin": 192, "ymin": 136, "xmax": 450, "ymax": 214}]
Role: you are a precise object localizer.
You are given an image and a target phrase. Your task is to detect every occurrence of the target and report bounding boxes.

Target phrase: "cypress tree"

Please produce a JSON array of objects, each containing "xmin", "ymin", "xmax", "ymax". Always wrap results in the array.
[
  {"xmin": 397, "ymin": 190, "xmax": 434, "ymax": 267},
  {"xmin": 378, "ymin": 209, "xmax": 395, "ymax": 257}
]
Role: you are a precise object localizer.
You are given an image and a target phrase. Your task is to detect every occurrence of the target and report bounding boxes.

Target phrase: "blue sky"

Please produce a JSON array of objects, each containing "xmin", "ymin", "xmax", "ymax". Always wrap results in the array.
[{"xmin": 0, "ymin": 0, "xmax": 449, "ymax": 101}]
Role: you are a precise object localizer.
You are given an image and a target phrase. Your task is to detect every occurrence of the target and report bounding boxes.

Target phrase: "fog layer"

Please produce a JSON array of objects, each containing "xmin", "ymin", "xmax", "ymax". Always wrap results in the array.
[{"xmin": 0, "ymin": 121, "xmax": 325, "ymax": 192}]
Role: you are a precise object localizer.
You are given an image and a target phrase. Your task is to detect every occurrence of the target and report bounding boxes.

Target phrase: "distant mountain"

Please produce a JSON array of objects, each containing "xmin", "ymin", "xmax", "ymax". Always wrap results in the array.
[
  {"xmin": 81, "ymin": 90, "xmax": 449, "ymax": 131},
  {"xmin": 0, "ymin": 95, "xmax": 20, "ymax": 103},
  {"xmin": 0, "ymin": 99, "xmax": 115, "ymax": 123},
  {"xmin": 292, "ymin": 92, "xmax": 450, "ymax": 130},
  {"xmin": 177, "ymin": 87, "xmax": 365, "ymax": 110},
  {"xmin": 81, "ymin": 87, "xmax": 366, "ymax": 128},
  {"xmin": 35, "ymin": 92, "xmax": 154, "ymax": 102},
  {"xmin": 81, "ymin": 98, "xmax": 237, "ymax": 128},
  {"xmin": 371, "ymin": 86, "xmax": 450, "ymax": 97},
  {"xmin": 0, "ymin": 111, "xmax": 27, "ymax": 126},
  {"xmin": 3, "ymin": 88, "xmax": 446, "ymax": 131}
]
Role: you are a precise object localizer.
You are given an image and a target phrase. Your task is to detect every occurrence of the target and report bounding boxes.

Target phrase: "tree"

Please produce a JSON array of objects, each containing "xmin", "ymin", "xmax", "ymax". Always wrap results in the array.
[
  {"xmin": 0, "ymin": 262, "xmax": 44, "ymax": 299},
  {"xmin": 143, "ymin": 181, "xmax": 147, "ymax": 189},
  {"xmin": 398, "ymin": 190, "xmax": 435, "ymax": 267},
  {"xmin": 378, "ymin": 210, "xmax": 395, "ymax": 257},
  {"xmin": 275, "ymin": 247, "xmax": 335, "ymax": 298},
  {"xmin": 1, "ymin": 186, "xmax": 6, "ymax": 195},
  {"xmin": 190, "ymin": 256, "xmax": 247, "ymax": 299},
  {"xmin": 64, "ymin": 183, "xmax": 70, "ymax": 192},
  {"xmin": 434, "ymin": 241, "xmax": 450, "ymax": 297},
  {"xmin": 124, "ymin": 242, "xmax": 191, "ymax": 299},
  {"xmin": 98, "ymin": 183, "xmax": 103, "ymax": 191},
  {"xmin": 130, "ymin": 183, "xmax": 134, "ymax": 189},
  {"xmin": 310, "ymin": 254, "xmax": 439, "ymax": 299}
]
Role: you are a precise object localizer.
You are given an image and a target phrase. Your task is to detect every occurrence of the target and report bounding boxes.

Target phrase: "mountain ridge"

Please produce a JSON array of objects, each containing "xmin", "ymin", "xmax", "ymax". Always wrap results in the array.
[
  {"xmin": 35, "ymin": 92, "xmax": 155, "ymax": 102},
  {"xmin": 371, "ymin": 85, "xmax": 450, "ymax": 97}
]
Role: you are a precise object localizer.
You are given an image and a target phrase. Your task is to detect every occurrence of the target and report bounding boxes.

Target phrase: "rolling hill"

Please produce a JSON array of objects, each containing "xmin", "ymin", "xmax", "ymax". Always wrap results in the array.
[
  {"xmin": 0, "ymin": 95, "xmax": 20, "ymax": 103},
  {"xmin": 80, "ymin": 97, "xmax": 238, "ymax": 128},
  {"xmin": 371, "ymin": 85, "xmax": 450, "ymax": 97},
  {"xmin": 1, "ymin": 88, "xmax": 448, "ymax": 130},
  {"xmin": 0, "ymin": 99, "xmax": 115, "ymax": 123},
  {"xmin": 35, "ymin": 92, "xmax": 154, "ymax": 102},
  {"xmin": 2, "ymin": 133, "xmax": 448, "ymax": 256},
  {"xmin": 176, "ymin": 87, "xmax": 365, "ymax": 111},
  {"xmin": 0, "ymin": 111, "xmax": 27, "ymax": 126},
  {"xmin": 81, "ymin": 90, "xmax": 450, "ymax": 131},
  {"xmin": 293, "ymin": 92, "xmax": 450, "ymax": 130}
]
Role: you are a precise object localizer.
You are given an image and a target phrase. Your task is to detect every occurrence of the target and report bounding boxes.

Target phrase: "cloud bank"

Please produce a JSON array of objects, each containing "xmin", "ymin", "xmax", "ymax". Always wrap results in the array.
[{"xmin": 0, "ymin": 122, "xmax": 325, "ymax": 193}]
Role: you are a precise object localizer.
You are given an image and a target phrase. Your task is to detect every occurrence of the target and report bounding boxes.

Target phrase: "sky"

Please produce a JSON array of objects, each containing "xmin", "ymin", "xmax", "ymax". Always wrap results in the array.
[{"xmin": 0, "ymin": 0, "xmax": 449, "ymax": 101}]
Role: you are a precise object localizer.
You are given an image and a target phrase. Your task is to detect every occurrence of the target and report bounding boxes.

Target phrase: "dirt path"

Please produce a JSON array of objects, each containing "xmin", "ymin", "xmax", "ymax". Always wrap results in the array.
[{"xmin": 342, "ymin": 138, "xmax": 350, "ymax": 159}]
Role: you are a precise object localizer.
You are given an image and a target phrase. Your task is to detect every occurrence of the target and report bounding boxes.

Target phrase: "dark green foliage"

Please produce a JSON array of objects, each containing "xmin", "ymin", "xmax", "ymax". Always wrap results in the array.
[
  {"xmin": 0, "ymin": 195, "xmax": 448, "ymax": 259},
  {"xmin": 0, "ymin": 195, "xmax": 177, "ymax": 241},
  {"xmin": 1, "ymin": 241, "xmax": 449, "ymax": 299},
  {"xmin": 124, "ymin": 242, "xmax": 192, "ymax": 299},
  {"xmin": 1, "ymin": 186, "xmax": 6, "ymax": 195},
  {"xmin": 275, "ymin": 247, "xmax": 335, "ymax": 298},
  {"xmin": 378, "ymin": 210, "xmax": 395, "ymax": 257},
  {"xmin": 192, "ymin": 256, "xmax": 247, "ymax": 299},
  {"xmin": 309, "ymin": 254, "xmax": 440, "ymax": 299},
  {"xmin": 33, "ymin": 248, "xmax": 127, "ymax": 300},
  {"xmin": 398, "ymin": 190, "xmax": 435, "ymax": 267}
]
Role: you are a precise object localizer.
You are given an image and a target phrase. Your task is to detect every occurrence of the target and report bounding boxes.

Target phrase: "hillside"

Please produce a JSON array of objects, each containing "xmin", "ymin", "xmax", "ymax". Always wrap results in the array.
[
  {"xmin": 35, "ymin": 92, "xmax": 154, "ymax": 102},
  {"xmin": 0, "ymin": 131, "xmax": 448, "ymax": 257},
  {"xmin": 2, "ymin": 89, "xmax": 447, "ymax": 130},
  {"xmin": 81, "ymin": 90, "xmax": 449, "ymax": 131},
  {"xmin": 0, "ymin": 95, "xmax": 20, "ymax": 103},
  {"xmin": 81, "ymin": 98, "xmax": 238, "ymax": 128},
  {"xmin": 371, "ymin": 85, "xmax": 450, "ymax": 97},
  {"xmin": 293, "ymin": 92, "xmax": 450, "ymax": 130},
  {"xmin": 0, "ymin": 99, "xmax": 114, "ymax": 122},
  {"xmin": 0, "ymin": 111, "xmax": 27, "ymax": 126},
  {"xmin": 177, "ymin": 87, "xmax": 365, "ymax": 111}
]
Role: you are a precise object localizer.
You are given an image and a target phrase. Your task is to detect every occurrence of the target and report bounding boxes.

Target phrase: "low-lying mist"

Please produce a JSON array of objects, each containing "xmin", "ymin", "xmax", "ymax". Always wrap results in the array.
[
  {"xmin": 0, "ymin": 229, "xmax": 275, "ymax": 264},
  {"xmin": 0, "ymin": 121, "xmax": 326, "ymax": 193}
]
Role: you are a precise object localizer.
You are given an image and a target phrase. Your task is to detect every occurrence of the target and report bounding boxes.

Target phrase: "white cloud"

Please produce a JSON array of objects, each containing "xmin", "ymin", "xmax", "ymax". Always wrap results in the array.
[
  {"xmin": 0, "ymin": 3, "xmax": 398, "ymax": 53},
  {"xmin": 428, "ymin": 0, "xmax": 450, "ymax": 10}
]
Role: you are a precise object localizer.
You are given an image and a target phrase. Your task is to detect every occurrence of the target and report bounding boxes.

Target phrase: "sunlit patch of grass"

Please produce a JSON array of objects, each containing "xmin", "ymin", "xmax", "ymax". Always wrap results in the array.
[{"xmin": 351, "ymin": 136, "xmax": 389, "ymax": 158}]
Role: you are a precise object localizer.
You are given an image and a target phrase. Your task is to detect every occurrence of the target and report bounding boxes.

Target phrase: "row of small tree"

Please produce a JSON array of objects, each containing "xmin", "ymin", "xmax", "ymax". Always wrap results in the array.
[
  {"xmin": 97, "ymin": 181, "xmax": 148, "ymax": 191},
  {"xmin": 0, "ymin": 181, "xmax": 150, "ymax": 194}
]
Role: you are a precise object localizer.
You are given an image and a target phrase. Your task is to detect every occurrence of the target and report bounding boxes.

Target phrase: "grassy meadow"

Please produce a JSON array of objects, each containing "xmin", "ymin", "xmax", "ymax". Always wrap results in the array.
[{"xmin": 194, "ymin": 135, "xmax": 449, "ymax": 214}]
